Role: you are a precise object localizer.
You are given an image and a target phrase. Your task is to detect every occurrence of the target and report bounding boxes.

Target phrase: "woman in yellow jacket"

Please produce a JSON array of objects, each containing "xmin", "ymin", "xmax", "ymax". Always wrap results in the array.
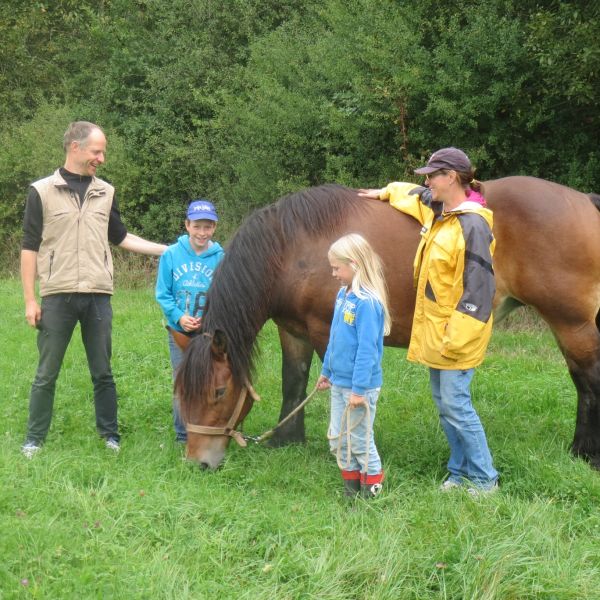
[{"xmin": 360, "ymin": 147, "xmax": 498, "ymax": 495}]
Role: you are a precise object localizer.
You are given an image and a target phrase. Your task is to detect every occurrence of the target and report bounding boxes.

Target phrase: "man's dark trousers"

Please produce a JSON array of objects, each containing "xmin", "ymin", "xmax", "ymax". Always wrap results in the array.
[{"xmin": 26, "ymin": 293, "xmax": 119, "ymax": 444}]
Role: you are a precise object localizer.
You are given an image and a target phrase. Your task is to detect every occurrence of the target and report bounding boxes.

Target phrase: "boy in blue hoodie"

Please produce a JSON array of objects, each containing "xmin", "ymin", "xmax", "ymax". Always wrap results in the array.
[{"xmin": 156, "ymin": 199, "xmax": 225, "ymax": 442}]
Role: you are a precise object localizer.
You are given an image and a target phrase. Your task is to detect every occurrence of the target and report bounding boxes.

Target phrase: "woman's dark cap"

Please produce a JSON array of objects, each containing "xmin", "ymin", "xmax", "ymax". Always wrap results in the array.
[{"xmin": 414, "ymin": 147, "xmax": 472, "ymax": 174}]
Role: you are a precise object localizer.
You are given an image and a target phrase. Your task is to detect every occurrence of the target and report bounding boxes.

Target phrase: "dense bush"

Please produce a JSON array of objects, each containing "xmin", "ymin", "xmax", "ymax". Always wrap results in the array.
[{"xmin": 1, "ymin": 0, "xmax": 598, "ymax": 248}]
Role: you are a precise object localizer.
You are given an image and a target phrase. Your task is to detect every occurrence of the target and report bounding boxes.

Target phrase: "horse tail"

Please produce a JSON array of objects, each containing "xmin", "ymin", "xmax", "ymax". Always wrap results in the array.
[
  {"xmin": 593, "ymin": 194, "xmax": 600, "ymax": 333},
  {"xmin": 588, "ymin": 193, "xmax": 600, "ymax": 212},
  {"xmin": 588, "ymin": 195, "xmax": 600, "ymax": 331}
]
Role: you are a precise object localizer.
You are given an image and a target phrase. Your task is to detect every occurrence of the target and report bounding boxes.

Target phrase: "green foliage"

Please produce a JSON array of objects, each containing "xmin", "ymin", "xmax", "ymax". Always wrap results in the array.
[
  {"xmin": 0, "ymin": 1, "xmax": 105, "ymax": 124},
  {"xmin": 213, "ymin": 0, "xmax": 428, "ymax": 203},
  {"xmin": 0, "ymin": 0, "xmax": 598, "ymax": 250},
  {"xmin": 0, "ymin": 103, "xmax": 138, "ymax": 243},
  {"xmin": 410, "ymin": 4, "xmax": 532, "ymax": 176},
  {"xmin": 0, "ymin": 104, "xmax": 72, "ymax": 241},
  {"xmin": 76, "ymin": 0, "xmax": 318, "ymax": 236},
  {"xmin": 524, "ymin": 1, "xmax": 600, "ymax": 190}
]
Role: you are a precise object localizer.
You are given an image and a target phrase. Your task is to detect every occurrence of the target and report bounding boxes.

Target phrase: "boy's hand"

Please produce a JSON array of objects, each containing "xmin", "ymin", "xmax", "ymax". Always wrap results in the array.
[{"xmin": 179, "ymin": 315, "xmax": 202, "ymax": 332}]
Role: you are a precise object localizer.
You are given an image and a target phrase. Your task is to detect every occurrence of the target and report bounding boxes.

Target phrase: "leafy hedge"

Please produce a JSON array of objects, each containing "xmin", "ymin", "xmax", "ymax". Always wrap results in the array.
[{"xmin": 1, "ymin": 0, "xmax": 598, "ymax": 244}]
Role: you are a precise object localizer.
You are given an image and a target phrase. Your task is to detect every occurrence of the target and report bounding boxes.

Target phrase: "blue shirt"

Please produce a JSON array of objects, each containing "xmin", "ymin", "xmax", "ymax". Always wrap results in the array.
[
  {"xmin": 321, "ymin": 287, "xmax": 384, "ymax": 395},
  {"xmin": 155, "ymin": 235, "xmax": 224, "ymax": 332}
]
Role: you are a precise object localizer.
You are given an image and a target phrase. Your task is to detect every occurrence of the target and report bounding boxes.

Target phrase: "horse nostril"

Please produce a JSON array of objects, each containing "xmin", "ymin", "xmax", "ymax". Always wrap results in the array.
[{"xmin": 199, "ymin": 462, "xmax": 210, "ymax": 470}]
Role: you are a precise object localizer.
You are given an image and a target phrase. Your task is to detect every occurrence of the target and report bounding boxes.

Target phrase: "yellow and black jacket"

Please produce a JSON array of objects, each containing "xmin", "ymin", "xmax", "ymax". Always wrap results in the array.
[{"xmin": 379, "ymin": 182, "xmax": 495, "ymax": 369}]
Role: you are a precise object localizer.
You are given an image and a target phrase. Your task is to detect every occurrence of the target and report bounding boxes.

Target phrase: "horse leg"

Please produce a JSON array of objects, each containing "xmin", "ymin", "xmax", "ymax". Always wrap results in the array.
[
  {"xmin": 269, "ymin": 327, "xmax": 314, "ymax": 447},
  {"xmin": 549, "ymin": 318, "xmax": 600, "ymax": 468}
]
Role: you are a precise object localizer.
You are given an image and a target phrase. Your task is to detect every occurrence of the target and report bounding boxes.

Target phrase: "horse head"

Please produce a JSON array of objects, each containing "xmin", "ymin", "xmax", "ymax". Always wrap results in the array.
[{"xmin": 175, "ymin": 330, "xmax": 257, "ymax": 470}]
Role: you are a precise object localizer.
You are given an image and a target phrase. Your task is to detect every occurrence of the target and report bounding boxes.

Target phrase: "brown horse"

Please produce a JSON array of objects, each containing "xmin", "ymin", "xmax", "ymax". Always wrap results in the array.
[{"xmin": 175, "ymin": 177, "xmax": 600, "ymax": 470}]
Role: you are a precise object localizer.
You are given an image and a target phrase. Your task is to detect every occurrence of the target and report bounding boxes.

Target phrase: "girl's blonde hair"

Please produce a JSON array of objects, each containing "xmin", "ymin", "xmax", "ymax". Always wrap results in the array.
[{"xmin": 328, "ymin": 233, "xmax": 392, "ymax": 335}]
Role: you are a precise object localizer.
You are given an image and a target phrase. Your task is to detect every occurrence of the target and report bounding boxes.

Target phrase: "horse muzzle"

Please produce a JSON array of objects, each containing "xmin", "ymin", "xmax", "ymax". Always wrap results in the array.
[{"xmin": 186, "ymin": 436, "xmax": 228, "ymax": 470}]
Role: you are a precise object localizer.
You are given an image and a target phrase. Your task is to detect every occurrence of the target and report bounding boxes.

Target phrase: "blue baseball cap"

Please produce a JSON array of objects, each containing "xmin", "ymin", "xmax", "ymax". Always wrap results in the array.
[{"xmin": 186, "ymin": 199, "xmax": 218, "ymax": 221}]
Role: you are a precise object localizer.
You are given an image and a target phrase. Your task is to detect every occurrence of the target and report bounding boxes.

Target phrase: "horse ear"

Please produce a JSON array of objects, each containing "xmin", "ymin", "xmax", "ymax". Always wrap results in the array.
[{"xmin": 211, "ymin": 329, "xmax": 228, "ymax": 360}]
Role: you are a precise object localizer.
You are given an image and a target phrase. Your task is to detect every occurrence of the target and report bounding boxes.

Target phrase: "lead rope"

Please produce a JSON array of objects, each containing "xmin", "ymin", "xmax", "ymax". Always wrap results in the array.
[
  {"xmin": 327, "ymin": 401, "xmax": 371, "ymax": 479},
  {"xmin": 252, "ymin": 384, "xmax": 320, "ymax": 444},
  {"xmin": 249, "ymin": 384, "xmax": 372, "ymax": 482}
]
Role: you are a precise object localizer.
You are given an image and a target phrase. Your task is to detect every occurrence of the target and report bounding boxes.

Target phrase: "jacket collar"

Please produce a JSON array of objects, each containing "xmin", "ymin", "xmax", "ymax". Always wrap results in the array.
[
  {"xmin": 441, "ymin": 201, "xmax": 493, "ymax": 228},
  {"xmin": 51, "ymin": 168, "xmax": 105, "ymax": 194}
]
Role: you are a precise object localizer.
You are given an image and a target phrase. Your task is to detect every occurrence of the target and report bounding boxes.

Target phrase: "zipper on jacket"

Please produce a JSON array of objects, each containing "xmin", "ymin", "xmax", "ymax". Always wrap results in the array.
[
  {"xmin": 328, "ymin": 291, "xmax": 345, "ymax": 375},
  {"xmin": 48, "ymin": 250, "xmax": 55, "ymax": 280},
  {"xmin": 75, "ymin": 191, "xmax": 81, "ymax": 281},
  {"xmin": 104, "ymin": 250, "xmax": 113, "ymax": 281}
]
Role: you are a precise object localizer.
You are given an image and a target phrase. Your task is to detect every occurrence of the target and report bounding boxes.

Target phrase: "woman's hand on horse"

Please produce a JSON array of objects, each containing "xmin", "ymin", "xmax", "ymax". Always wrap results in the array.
[
  {"xmin": 349, "ymin": 393, "xmax": 366, "ymax": 409},
  {"xmin": 179, "ymin": 315, "xmax": 202, "ymax": 332},
  {"xmin": 357, "ymin": 188, "xmax": 383, "ymax": 199},
  {"xmin": 317, "ymin": 375, "xmax": 331, "ymax": 390}
]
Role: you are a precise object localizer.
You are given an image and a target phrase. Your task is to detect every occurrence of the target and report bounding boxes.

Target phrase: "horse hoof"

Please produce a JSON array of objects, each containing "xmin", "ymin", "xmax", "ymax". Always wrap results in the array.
[
  {"xmin": 570, "ymin": 444, "xmax": 600, "ymax": 471},
  {"xmin": 587, "ymin": 456, "xmax": 600, "ymax": 471}
]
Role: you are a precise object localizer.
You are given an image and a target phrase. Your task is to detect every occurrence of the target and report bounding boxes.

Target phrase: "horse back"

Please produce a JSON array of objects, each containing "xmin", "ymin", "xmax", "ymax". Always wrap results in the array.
[
  {"xmin": 484, "ymin": 176, "xmax": 600, "ymax": 316},
  {"xmin": 272, "ymin": 195, "xmax": 421, "ymax": 349}
]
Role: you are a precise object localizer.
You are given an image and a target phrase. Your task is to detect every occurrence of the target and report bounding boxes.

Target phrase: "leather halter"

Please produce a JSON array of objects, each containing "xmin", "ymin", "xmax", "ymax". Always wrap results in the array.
[{"xmin": 185, "ymin": 383, "xmax": 259, "ymax": 447}]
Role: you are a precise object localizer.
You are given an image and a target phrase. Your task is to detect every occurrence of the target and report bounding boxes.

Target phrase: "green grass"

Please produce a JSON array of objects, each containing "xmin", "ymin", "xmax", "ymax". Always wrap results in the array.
[{"xmin": 2, "ymin": 278, "xmax": 600, "ymax": 599}]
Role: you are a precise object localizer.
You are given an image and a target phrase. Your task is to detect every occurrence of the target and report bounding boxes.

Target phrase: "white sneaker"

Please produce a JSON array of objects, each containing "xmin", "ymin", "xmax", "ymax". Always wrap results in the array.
[
  {"xmin": 105, "ymin": 437, "xmax": 120, "ymax": 452},
  {"xmin": 21, "ymin": 442, "xmax": 41, "ymax": 459},
  {"xmin": 440, "ymin": 479, "xmax": 462, "ymax": 492}
]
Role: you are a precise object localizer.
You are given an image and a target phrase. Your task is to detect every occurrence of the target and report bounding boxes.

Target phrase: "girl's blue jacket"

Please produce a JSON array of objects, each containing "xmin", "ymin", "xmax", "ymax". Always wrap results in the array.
[
  {"xmin": 155, "ymin": 235, "xmax": 224, "ymax": 332},
  {"xmin": 321, "ymin": 287, "xmax": 384, "ymax": 395}
]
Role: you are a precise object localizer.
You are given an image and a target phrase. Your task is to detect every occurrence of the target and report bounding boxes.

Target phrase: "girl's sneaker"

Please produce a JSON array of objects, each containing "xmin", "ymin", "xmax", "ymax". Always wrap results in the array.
[
  {"xmin": 360, "ymin": 482, "xmax": 383, "ymax": 499},
  {"xmin": 360, "ymin": 472, "xmax": 384, "ymax": 498},
  {"xmin": 343, "ymin": 479, "xmax": 361, "ymax": 497}
]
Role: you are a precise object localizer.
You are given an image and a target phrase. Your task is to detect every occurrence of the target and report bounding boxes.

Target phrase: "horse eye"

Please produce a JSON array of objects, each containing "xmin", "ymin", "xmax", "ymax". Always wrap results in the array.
[{"xmin": 215, "ymin": 387, "xmax": 226, "ymax": 400}]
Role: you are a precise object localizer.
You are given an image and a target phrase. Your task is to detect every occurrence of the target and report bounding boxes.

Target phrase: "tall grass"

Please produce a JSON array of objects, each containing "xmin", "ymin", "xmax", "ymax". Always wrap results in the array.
[{"xmin": 1, "ymin": 278, "xmax": 599, "ymax": 599}]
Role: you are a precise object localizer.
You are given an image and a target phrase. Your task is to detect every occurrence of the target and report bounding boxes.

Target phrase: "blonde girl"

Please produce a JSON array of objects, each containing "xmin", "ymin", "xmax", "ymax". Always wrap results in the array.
[{"xmin": 317, "ymin": 233, "xmax": 390, "ymax": 498}]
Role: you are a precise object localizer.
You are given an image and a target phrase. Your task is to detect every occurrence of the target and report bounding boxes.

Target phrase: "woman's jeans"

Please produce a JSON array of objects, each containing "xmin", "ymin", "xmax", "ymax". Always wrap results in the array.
[
  {"xmin": 328, "ymin": 385, "xmax": 382, "ymax": 475},
  {"xmin": 26, "ymin": 293, "xmax": 118, "ymax": 444},
  {"xmin": 429, "ymin": 368, "xmax": 498, "ymax": 488},
  {"xmin": 168, "ymin": 330, "xmax": 187, "ymax": 442}
]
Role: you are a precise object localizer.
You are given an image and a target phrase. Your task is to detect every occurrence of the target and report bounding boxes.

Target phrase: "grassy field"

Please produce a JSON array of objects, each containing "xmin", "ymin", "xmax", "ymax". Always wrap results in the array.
[{"xmin": 1, "ymin": 278, "xmax": 600, "ymax": 599}]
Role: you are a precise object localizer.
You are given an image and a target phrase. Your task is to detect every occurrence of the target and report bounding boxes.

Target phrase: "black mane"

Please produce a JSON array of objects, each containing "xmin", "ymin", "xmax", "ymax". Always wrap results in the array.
[
  {"xmin": 176, "ymin": 184, "xmax": 364, "ymax": 406},
  {"xmin": 205, "ymin": 184, "xmax": 363, "ymax": 384}
]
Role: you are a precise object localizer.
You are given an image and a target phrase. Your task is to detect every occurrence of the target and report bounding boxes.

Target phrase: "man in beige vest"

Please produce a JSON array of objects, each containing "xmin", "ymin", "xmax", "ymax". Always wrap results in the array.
[{"xmin": 20, "ymin": 121, "xmax": 166, "ymax": 457}]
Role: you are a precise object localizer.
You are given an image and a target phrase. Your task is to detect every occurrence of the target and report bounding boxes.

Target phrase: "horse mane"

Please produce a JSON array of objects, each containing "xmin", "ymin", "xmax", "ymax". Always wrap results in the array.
[{"xmin": 176, "ymin": 184, "xmax": 364, "ymax": 406}]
